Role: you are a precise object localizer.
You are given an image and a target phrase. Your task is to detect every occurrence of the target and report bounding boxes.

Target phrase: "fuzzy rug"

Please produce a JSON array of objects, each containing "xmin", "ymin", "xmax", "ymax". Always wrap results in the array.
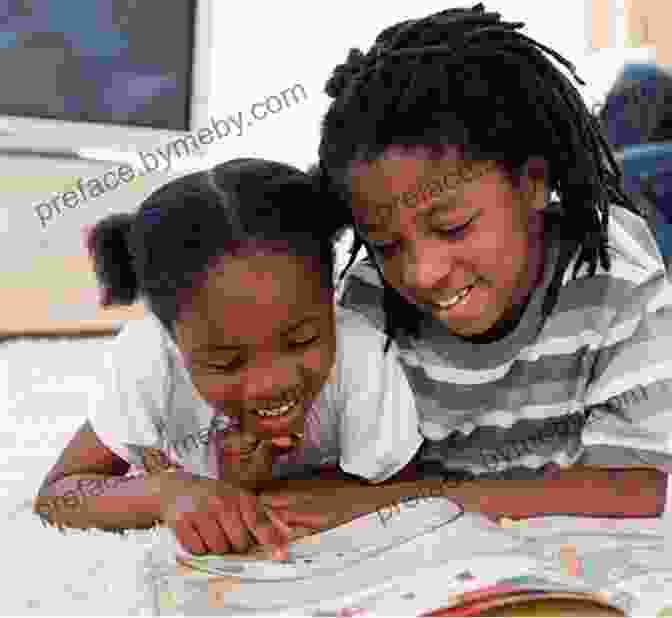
[{"xmin": 1, "ymin": 336, "xmax": 158, "ymax": 615}]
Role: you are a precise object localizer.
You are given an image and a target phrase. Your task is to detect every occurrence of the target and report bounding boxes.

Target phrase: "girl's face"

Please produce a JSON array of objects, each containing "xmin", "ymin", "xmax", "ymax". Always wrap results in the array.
[
  {"xmin": 348, "ymin": 147, "xmax": 546, "ymax": 339},
  {"xmin": 174, "ymin": 252, "xmax": 336, "ymax": 440}
]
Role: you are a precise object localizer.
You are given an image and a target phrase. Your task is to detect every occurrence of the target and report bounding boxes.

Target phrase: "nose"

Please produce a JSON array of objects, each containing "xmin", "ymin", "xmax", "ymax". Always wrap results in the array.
[
  {"xmin": 239, "ymin": 358, "xmax": 301, "ymax": 407},
  {"xmin": 401, "ymin": 239, "xmax": 454, "ymax": 295}
]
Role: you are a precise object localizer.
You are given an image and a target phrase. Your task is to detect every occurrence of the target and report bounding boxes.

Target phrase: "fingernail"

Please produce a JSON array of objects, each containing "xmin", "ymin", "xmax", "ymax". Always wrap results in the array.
[{"xmin": 271, "ymin": 546, "xmax": 287, "ymax": 561}]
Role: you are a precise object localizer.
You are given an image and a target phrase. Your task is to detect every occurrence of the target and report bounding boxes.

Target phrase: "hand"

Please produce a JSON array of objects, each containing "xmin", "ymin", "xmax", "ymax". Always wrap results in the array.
[
  {"xmin": 259, "ymin": 481, "xmax": 379, "ymax": 537},
  {"xmin": 157, "ymin": 469, "xmax": 303, "ymax": 557}
]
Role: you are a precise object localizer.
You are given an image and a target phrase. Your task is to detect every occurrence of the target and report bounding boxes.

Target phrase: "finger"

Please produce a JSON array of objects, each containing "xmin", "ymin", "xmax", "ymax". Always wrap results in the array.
[
  {"xmin": 266, "ymin": 507, "xmax": 291, "ymax": 525},
  {"xmin": 274, "ymin": 507, "xmax": 327, "ymax": 530},
  {"xmin": 259, "ymin": 493, "xmax": 296, "ymax": 509},
  {"xmin": 173, "ymin": 516, "xmax": 207, "ymax": 555},
  {"xmin": 212, "ymin": 500, "xmax": 253, "ymax": 554},
  {"xmin": 263, "ymin": 506, "xmax": 293, "ymax": 537},
  {"xmin": 238, "ymin": 492, "xmax": 289, "ymax": 551},
  {"xmin": 192, "ymin": 512, "xmax": 232, "ymax": 555}
]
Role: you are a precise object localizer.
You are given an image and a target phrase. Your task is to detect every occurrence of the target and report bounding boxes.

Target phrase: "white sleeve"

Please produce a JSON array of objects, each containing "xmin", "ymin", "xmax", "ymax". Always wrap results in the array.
[
  {"xmin": 88, "ymin": 314, "xmax": 173, "ymax": 467},
  {"xmin": 333, "ymin": 308, "xmax": 424, "ymax": 483}
]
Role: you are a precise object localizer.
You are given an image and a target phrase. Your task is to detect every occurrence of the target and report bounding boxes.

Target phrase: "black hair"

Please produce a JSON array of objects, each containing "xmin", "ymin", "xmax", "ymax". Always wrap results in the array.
[
  {"xmin": 87, "ymin": 158, "xmax": 349, "ymax": 333},
  {"xmin": 599, "ymin": 63, "xmax": 672, "ymax": 151},
  {"xmin": 318, "ymin": 2, "xmax": 645, "ymax": 349}
]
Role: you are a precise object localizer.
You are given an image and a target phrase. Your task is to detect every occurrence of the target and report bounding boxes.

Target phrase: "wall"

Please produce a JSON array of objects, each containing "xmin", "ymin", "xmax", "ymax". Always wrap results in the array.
[
  {"xmin": 589, "ymin": 0, "xmax": 672, "ymax": 68},
  {"xmin": 0, "ymin": 1, "xmax": 590, "ymax": 334},
  {"xmin": 624, "ymin": 0, "xmax": 672, "ymax": 68}
]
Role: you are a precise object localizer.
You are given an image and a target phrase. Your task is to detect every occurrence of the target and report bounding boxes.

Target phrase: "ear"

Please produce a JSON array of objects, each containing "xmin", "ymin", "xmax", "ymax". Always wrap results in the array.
[{"xmin": 521, "ymin": 156, "xmax": 549, "ymax": 212}]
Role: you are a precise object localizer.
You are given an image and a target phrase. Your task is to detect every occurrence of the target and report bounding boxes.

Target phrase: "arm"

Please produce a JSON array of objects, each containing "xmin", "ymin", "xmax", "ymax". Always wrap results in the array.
[
  {"xmin": 34, "ymin": 420, "xmax": 297, "ymax": 559},
  {"xmin": 33, "ymin": 317, "xmax": 180, "ymax": 532},
  {"xmin": 260, "ymin": 463, "xmax": 667, "ymax": 529},
  {"xmin": 33, "ymin": 420, "xmax": 175, "ymax": 532},
  {"xmin": 579, "ymin": 226, "xmax": 672, "ymax": 517}
]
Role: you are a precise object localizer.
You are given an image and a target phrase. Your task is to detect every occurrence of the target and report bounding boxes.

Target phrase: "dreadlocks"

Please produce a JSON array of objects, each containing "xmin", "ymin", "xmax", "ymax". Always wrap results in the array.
[{"xmin": 318, "ymin": 2, "xmax": 644, "ymax": 349}]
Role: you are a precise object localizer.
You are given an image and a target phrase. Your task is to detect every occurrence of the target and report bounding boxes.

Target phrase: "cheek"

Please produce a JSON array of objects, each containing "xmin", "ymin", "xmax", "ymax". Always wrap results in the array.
[
  {"xmin": 470, "ymin": 214, "xmax": 529, "ymax": 283},
  {"xmin": 190, "ymin": 374, "xmax": 241, "ymax": 405},
  {"xmin": 301, "ymin": 340, "xmax": 336, "ymax": 387}
]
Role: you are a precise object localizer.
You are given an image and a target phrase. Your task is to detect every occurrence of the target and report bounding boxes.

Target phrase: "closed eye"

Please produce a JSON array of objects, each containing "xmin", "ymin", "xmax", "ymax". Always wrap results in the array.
[
  {"xmin": 289, "ymin": 335, "xmax": 320, "ymax": 348},
  {"xmin": 437, "ymin": 222, "xmax": 470, "ymax": 239},
  {"xmin": 435, "ymin": 213, "xmax": 478, "ymax": 240},
  {"xmin": 370, "ymin": 241, "xmax": 401, "ymax": 258},
  {"xmin": 205, "ymin": 357, "xmax": 245, "ymax": 373}
]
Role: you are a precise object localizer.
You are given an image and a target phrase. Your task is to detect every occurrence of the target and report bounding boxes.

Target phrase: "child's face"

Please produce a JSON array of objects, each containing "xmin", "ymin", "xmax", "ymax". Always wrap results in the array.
[
  {"xmin": 348, "ymin": 146, "xmax": 546, "ymax": 339},
  {"xmin": 174, "ymin": 252, "xmax": 336, "ymax": 440}
]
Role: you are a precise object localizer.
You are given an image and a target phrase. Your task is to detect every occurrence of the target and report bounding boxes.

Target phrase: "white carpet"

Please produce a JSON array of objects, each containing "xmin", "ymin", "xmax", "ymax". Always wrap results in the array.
[{"xmin": 1, "ymin": 336, "xmax": 158, "ymax": 615}]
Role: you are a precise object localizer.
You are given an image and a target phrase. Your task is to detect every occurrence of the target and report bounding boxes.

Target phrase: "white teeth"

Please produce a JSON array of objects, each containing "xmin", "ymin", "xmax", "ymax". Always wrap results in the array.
[
  {"xmin": 254, "ymin": 399, "xmax": 298, "ymax": 417},
  {"xmin": 436, "ymin": 286, "xmax": 473, "ymax": 309}
]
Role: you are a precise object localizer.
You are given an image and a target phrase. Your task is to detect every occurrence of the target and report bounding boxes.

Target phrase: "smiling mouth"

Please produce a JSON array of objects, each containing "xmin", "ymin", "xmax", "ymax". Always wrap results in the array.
[
  {"xmin": 432, "ymin": 285, "xmax": 475, "ymax": 310},
  {"xmin": 251, "ymin": 399, "xmax": 299, "ymax": 417}
]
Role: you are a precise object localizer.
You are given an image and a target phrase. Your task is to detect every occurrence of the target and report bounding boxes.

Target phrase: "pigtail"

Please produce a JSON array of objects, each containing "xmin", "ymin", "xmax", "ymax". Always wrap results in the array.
[
  {"xmin": 307, "ymin": 161, "xmax": 353, "ymax": 239},
  {"xmin": 86, "ymin": 213, "xmax": 140, "ymax": 306},
  {"xmin": 307, "ymin": 161, "xmax": 356, "ymax": 286}
]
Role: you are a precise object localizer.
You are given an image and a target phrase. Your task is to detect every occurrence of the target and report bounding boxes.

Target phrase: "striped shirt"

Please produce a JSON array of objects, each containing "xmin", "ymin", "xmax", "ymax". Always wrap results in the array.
[{"xmin": 339, "ymin": 204, "xmax": 672, "ymax": 492}]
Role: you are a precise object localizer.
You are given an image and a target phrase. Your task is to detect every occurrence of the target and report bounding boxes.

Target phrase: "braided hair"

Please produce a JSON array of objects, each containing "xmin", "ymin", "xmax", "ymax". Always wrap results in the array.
[{"xmin": 318, "ymin": 3, "xmax": 644, "ymax": 349}]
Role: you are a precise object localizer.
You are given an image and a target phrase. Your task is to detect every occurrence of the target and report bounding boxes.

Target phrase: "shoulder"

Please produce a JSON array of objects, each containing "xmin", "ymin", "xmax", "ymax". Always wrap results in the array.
[
  {"xmin": 114, "ymin": 312, "xmax": 168, "ymax": 348},
  {"xmin": 338, "ymin": 259, "xmax": 387, "ymax": 331},
  {"xmin": 335, "ymin": 305, "xmax": 387, "ymax": 343},
  {"xmin": 542, "ymin": 207, "xmax": 672, "ymax": 364},
  {"xmin": 106, "ymin": 312, "xmax": 177, "ymax": 386},
  {"xmin": 566, "ymin": 205, "xmax": 665, "ymax": 287},
  {"xmin": 333, "ymin": 305, "xmax": 394, "ymax": 370},
  {"xmin": 554, "ymin": 206, "xmax": 668, "ymax": 317},
  {"xmin": 604, "ymin": 205, "xmax": 666, "ymax": 281},
  {"xmin": 326, "ymin": 306, "xmax": 406, "ymax": 408}
]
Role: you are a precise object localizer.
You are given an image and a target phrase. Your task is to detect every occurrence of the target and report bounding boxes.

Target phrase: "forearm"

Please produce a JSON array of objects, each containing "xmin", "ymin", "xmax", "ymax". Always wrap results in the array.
[
  {"xmin": 261, "ymin": 465, "xmax": 668, "ymax": 522},
  {"xmin": 33, "ymin": 471, "xmax": 170, "ymax": 532},
  {"xmin": 374, "ymin": 466, "xmax": 668, "ymax": 520}
]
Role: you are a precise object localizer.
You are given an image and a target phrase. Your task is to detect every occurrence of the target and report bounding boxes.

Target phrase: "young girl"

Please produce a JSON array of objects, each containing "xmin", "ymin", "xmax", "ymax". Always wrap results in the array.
[
  {"xmin": 308, "ymin": 3, "xmax": 672, "ymax": 520},
  {"xmin": 33, "ymin": 158, "xmax": 423, "ymax": 557}
]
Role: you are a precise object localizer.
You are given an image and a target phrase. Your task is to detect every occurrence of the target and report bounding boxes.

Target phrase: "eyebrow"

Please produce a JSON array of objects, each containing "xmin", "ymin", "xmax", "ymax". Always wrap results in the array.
[
  {"xmin": 360, "ymin": 201, "xmax": 464, "ymax": 241},
  {"xmin": 358, "ymin": 172, "xmax": 471, "ymax": 238},
  {"xmin": 195, "ymin": 315, "xmax": 321, "ymax": 352}
]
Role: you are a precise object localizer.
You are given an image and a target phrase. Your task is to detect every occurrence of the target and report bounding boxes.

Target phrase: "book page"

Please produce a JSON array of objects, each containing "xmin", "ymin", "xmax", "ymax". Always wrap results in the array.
[
  {"xmin": 150, "ymin": 503, "xmax": 672, "ymax": 616},
  {"xmin": 150, "ymin": 497, "xmax": 546, "ymax": 615},
  {"xmin": 496, "ymin": 515, "xmax": 672, "ymax": 616}
]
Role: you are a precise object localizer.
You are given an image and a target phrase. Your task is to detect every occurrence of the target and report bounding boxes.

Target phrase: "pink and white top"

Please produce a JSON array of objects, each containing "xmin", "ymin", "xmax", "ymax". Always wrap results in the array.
[{"xmin": 88, "ymin": 306, "xmax": 423, "ymax": 485}]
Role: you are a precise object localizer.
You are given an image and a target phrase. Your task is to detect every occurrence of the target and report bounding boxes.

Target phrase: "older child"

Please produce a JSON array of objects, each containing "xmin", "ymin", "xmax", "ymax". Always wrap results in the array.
[
  {"xmin": 303, "ymin": 3, "xmax": 672, "ymax": 521},
  {"xmin": 33, "ymin": 159, "xmax": 422, "ymax": 556}
]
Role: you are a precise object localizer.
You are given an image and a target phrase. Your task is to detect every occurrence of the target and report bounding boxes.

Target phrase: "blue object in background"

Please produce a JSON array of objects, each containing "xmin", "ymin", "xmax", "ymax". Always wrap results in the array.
[
  {"xmin": 618, "ymin": 142, "xmax": 672, "ymax": 264},
  {"xmin": 601, "ymin": 63, "xmax": 666, "ymax": 151}
]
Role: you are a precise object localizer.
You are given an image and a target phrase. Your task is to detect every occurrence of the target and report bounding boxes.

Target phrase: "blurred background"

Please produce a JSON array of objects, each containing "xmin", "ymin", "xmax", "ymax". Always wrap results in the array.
[
  {"xmin": 1, "ymin": 1, "xmax": 671, "ymax": 614},
  {"xmin": 1, "ymin": 0, "xmax": 670, "ymax": 336}
]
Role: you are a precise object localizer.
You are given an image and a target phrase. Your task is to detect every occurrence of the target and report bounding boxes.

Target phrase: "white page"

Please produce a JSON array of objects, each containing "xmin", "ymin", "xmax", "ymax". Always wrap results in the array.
[
  {"xmin": 155, "ymin": 497, "xmax": 533, "ymax": 615},
  {"xmin": 180, "ymin": 497, "xmax": 466, "ymax": 580},
  {"xmin": 153, "ymin": 506, "xmax": 672, "ymax": 615},
  {"xmin": 495, "ymin": 515, "xmax": 672, "ymax": 616}
]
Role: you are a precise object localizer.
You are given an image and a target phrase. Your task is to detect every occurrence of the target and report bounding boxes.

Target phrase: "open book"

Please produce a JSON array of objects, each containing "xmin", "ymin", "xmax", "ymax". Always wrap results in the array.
[{"xmin": 147, "ymin": 497, "xmax": 672, "ymax": 616}]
